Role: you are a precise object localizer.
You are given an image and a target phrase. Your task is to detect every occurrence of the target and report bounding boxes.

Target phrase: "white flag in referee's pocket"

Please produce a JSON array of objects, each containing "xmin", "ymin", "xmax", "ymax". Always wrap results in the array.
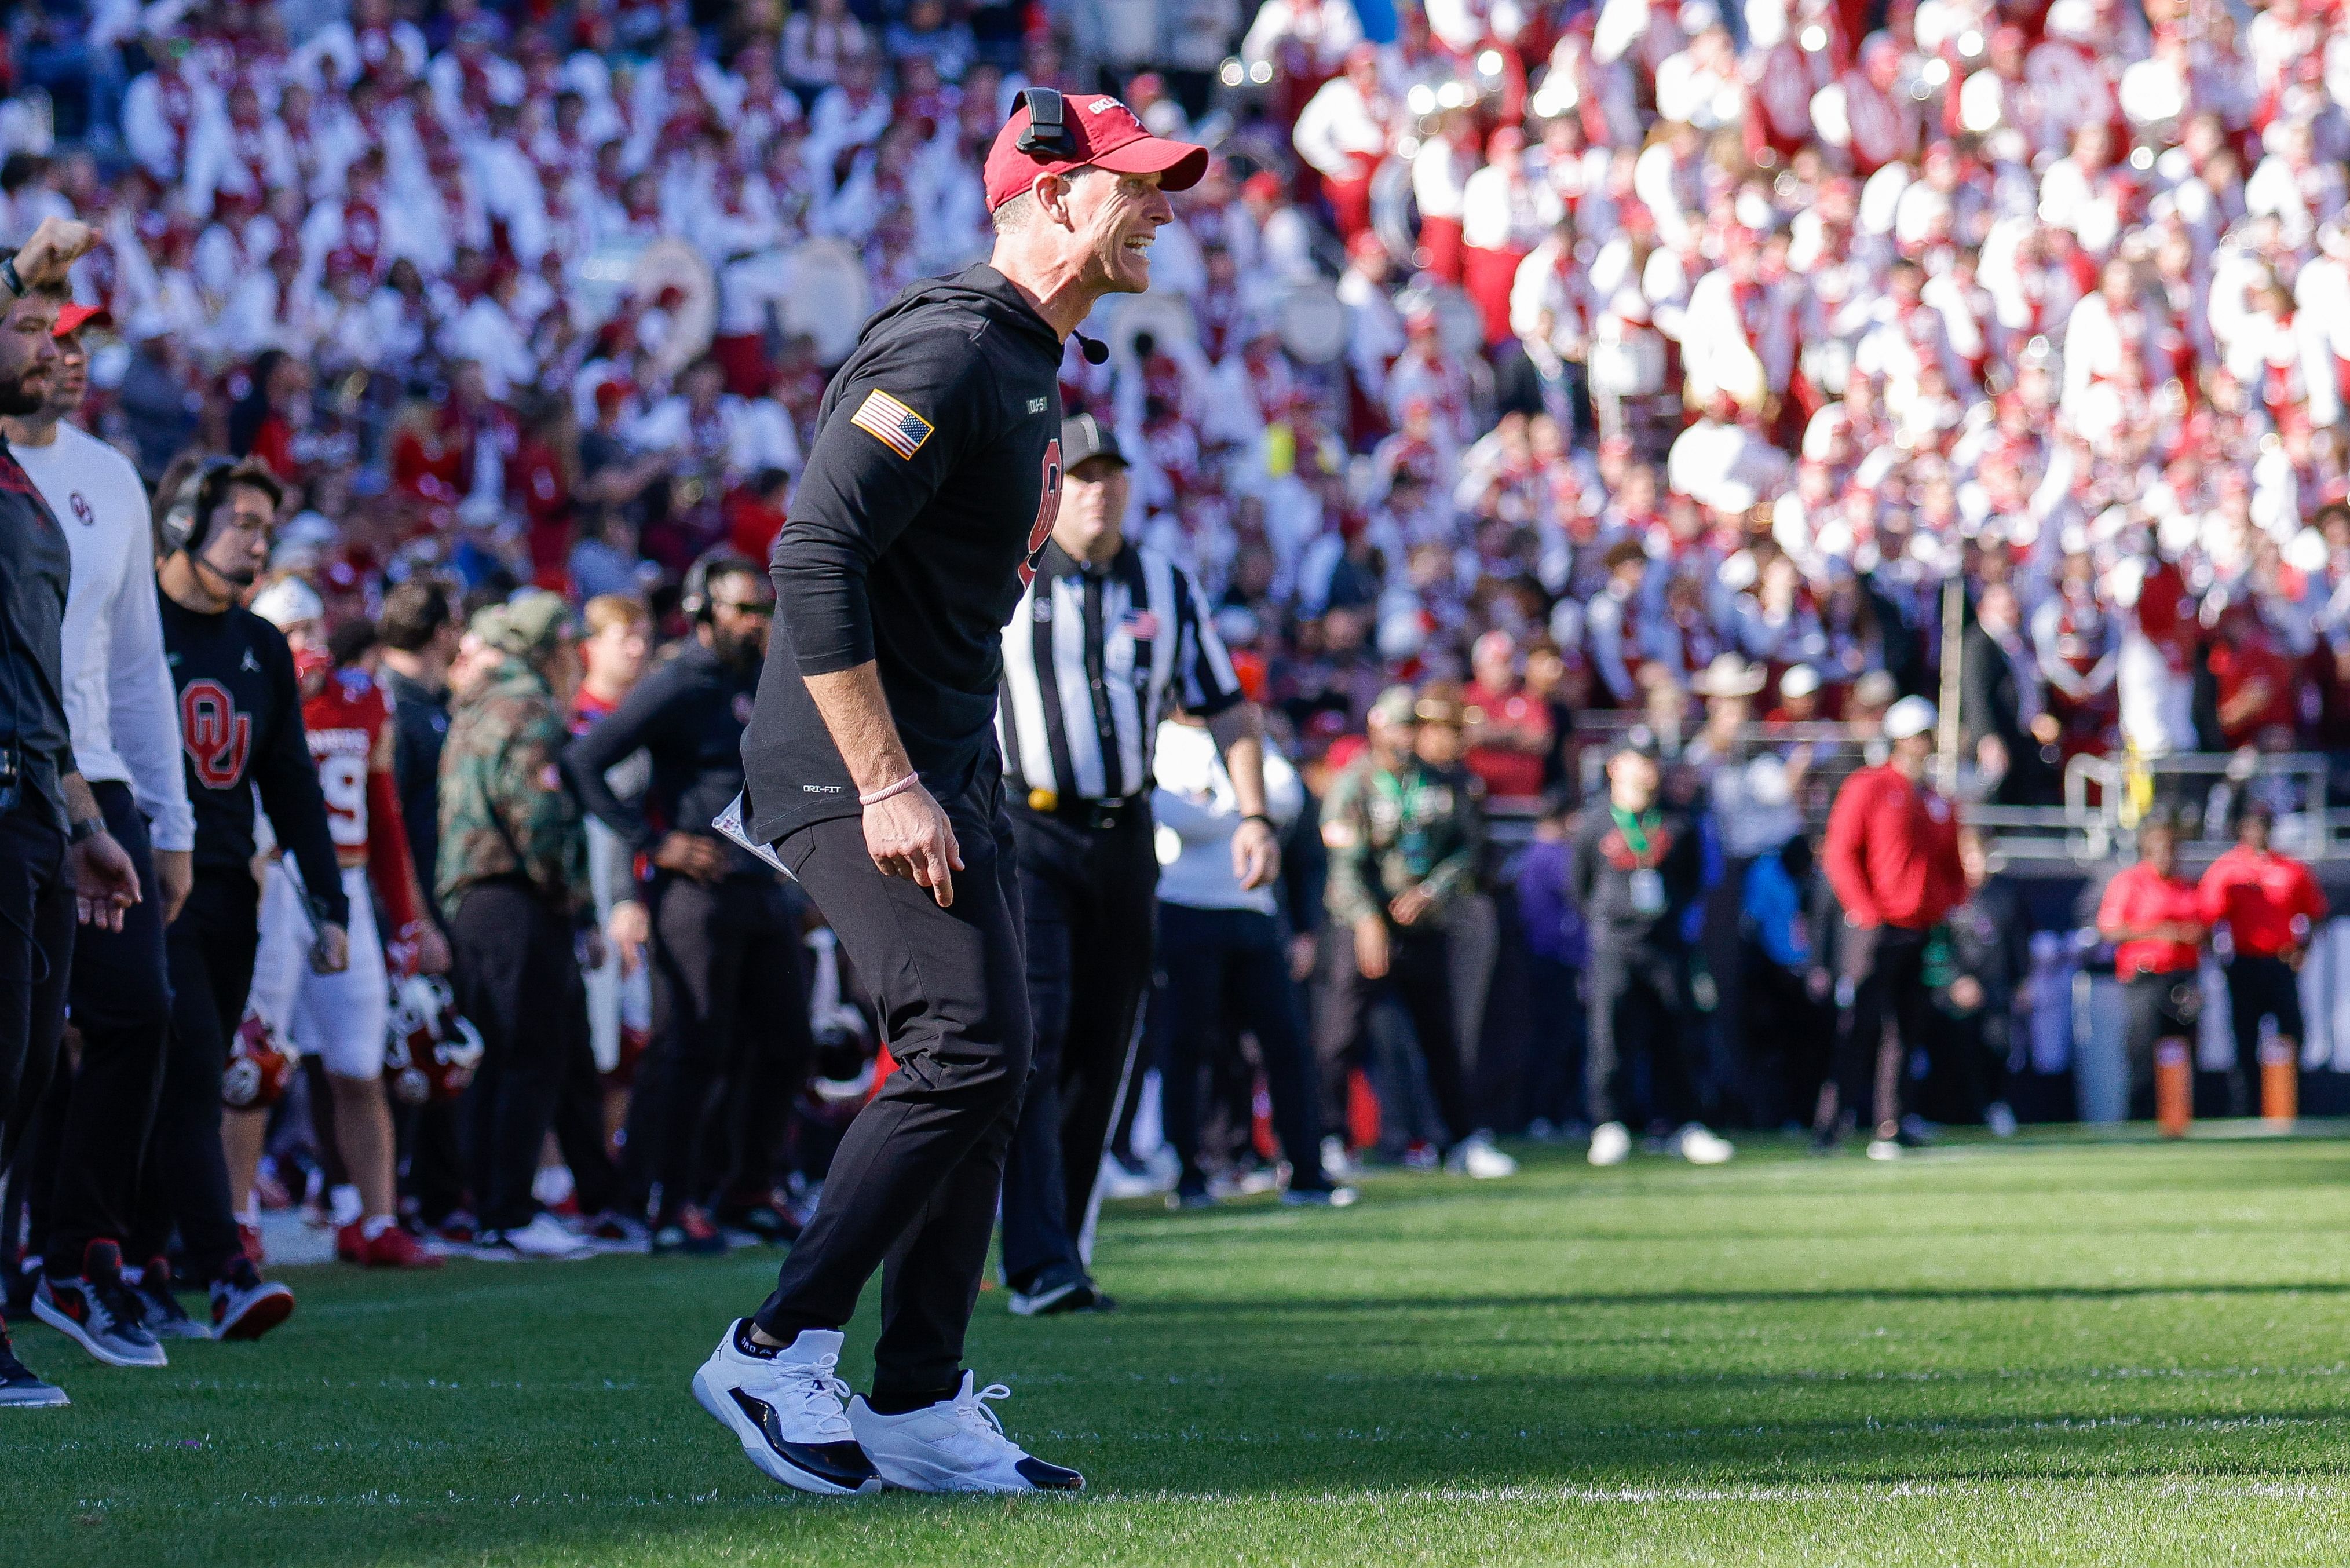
[{"xmin": 712, "ymin": 792, "xmax": 794, "ymax": 879}]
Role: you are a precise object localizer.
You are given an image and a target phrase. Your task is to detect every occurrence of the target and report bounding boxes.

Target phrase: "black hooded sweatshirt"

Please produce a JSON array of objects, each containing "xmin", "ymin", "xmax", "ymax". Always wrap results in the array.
[{"xmin": 742, "ymin": 264, "xmax": 1066, "ymax": 845}]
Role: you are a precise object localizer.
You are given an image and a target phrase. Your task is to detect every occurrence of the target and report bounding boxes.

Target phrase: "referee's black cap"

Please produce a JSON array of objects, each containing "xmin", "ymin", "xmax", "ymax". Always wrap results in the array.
[{"xmin": 1062, "ymin": 412, "xmax": 1129, "ymax": 471}]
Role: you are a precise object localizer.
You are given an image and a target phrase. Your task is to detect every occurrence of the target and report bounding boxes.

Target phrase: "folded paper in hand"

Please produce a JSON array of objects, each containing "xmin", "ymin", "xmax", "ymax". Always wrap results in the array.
[{"xmin": 712, "ymin": 791, "xmax": 792, "ymax": 878}]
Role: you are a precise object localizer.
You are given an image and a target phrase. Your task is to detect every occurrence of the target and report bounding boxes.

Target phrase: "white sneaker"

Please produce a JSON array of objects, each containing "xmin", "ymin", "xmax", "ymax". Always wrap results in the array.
[
  {"xmin": 1673, "ymin": 1123, "xmax": 1735, "ymax": 1165},
  {"xmin": 1320, "ymin": 1136, "xmax": 1364, "ymax": 1183},
  {"xmin": 691, "ymin": 1322, "xmax": 881, "ymax": 1496},
  {"xmin": 1866, "ymin": 1138, "xmax": 1903, "ymax": 1161},
  {"xmin": 477, "ymin": 1214, "xmax": 592, "ymax": 1260},
  {"xmin": 1446, "ymin": 1134, "xmax": 1518, "ymax": 1179},
  {"xmin": 847, "ymin": 1373, "xmax": 1084, "ymax": 1494},
  {"xmin": 1588, "ymin": 1121, "xmax": 1631, "ymax": 1167},
  {"xmin": 1986, "ymin": 1101, "xmax": 2019, "ymax": 1139}
]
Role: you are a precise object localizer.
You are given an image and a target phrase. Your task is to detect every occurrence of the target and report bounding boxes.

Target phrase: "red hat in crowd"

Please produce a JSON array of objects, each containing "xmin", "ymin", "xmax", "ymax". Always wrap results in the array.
[
  {"xmin": 982, "ymin": 93, "xmax": 1208, "ymax": 211},
  {"xmin": 53, "ymin": 302, "xmax": 109, "ymax": 336}
]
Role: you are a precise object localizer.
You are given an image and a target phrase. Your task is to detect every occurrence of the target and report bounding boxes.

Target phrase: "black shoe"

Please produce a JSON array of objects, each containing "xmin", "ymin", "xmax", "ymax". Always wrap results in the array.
[
  {"xmin": 1808, "ymin": 1127, "xmax": 1841, "ymax": 1157},
  {"xmin": 719, "ymin": 1201, "xmax": 803, "ymax": 1246},
  {"xmin": 35, "ymin": 1241, "xmax": 168, "ymax": 1368},
  {"xmin": 1008, "ymin": 1266, "xmax": 1114, "ymax": 1317},
  {"xmin": 2, "ymin": 1259, "xmax": 38, "ymax": 1320},
  {"xmin": 0, "ymin": 1328, "xmax": 67, "ymax": 1408},
  {"xmin": 650, "ymin": 1205, "xmax": 728, "ymax": 1256},
  {"xmin": 133, "ymin": 1258, "xmax": 210, "ymax": 1341}
]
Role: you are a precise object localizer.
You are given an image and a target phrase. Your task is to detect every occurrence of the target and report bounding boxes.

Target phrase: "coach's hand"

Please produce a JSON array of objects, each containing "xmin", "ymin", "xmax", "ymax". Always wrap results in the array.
[
  {"xmin": 652, "ymin": 831, "xmax": 725, "ymax": 883},
  {"xmin": 311, "ymin": 922, "xmax": 350, "ymax": 975},
  {"xmin": 69, "ymin": 829, "xmax": 140, "ymax": 933},
  {"xmin": 1231, "ymin": 815, "xmax": 1280, "ymax": 891},
  {"xmin": 866, "ymin": 781, "xmax": 963, "ymax": 907},
  {"xmin": 16, "ymin": 214, "xmax": 96, "ymax": 288},
  {"xmin": 1353, "ymin": 915, "xmax": 1390, "ymax": 981},
  {"xmin": 607, "ymin": 898, "xmax": 649, "ymax": 974}
]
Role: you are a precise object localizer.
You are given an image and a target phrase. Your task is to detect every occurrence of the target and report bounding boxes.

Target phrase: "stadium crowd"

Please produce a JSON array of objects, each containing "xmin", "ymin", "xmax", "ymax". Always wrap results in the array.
[{"xmin": 0, "ymin": 0, "xmax": 2348, "ymax": 1398}]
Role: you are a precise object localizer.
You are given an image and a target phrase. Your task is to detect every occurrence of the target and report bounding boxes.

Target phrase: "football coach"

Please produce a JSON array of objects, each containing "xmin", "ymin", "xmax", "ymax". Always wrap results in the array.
[{"xmin": 691, "ymin": 92, "xmax": 1207, "ymax": 1497}]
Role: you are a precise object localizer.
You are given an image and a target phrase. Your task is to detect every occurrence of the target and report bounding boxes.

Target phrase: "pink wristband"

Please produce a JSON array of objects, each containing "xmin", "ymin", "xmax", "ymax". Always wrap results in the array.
[{"xmin": 859, "ymin": 773, "xmax": 922, "ymax": 808}]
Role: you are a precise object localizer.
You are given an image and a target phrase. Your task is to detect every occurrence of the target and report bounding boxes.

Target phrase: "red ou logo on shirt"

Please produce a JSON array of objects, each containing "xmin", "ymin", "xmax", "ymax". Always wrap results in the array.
[{"xmin": 1017, "ymin": 439, "xmax": 1062, "ymax": 589}]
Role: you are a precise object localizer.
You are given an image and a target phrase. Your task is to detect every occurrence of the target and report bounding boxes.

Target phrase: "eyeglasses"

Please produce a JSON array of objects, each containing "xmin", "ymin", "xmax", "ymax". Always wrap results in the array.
[{"xmin": 711, "ymin": 598, "xmax": 775, "ymax": 617}]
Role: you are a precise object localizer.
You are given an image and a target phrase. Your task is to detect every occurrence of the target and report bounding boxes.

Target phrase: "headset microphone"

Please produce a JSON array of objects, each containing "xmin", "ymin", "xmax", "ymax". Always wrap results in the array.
[{"xmin": 1076, "ymin": 332, "xmax": 1108, "ymax": 365}]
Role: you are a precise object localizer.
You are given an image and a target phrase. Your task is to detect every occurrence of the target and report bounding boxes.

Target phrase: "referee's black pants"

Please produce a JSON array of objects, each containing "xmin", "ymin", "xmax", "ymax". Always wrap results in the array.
[
  {"xmin": 45, "ymin": 782, "xmax": 171, "ymax": 1267},
  {"xmin": 1585, "ymin": 940, "xmax": 1702, "ymax": 1130},
  {"xmin": 448, "ymin": 879, "xmax": 591, "ymax": 1234},
  {"xmin": 0, "ymin": 799, "xmax": 73, "ymax": 1174},
  {"xmin": 997, "ymin": 804, "xmax": 1157, "ymax": 1291},
  {"xmin": 130, "ymin": 868, "xmax": 255, "ymax": 1284},
  {"xmin": 624, "ymin": 869, "xmax": 810, "ymax": 1218},
  {"xmin": 752, "ymin": 773, "xmax": 1029, "ymax": 1401},
  {"xmin": 1157, "ymin": 902, "xmax": 1331, "ymax": 1196},
  {"xmin": 1829, "ymin": 923, "xmax": 1934, "ymax": 1135}
]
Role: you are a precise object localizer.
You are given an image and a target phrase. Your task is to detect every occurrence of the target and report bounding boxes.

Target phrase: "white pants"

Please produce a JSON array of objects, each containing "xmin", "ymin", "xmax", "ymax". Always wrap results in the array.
[{"xmin": 250, "ymin": 861, "xmax": 388, "ymax": 1079}]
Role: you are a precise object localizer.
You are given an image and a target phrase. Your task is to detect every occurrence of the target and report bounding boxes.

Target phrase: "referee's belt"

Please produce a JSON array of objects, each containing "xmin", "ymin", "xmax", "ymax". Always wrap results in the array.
[{"xmin": 1022, "ymin": 787, "xmax": 1150, "ymax": 830}]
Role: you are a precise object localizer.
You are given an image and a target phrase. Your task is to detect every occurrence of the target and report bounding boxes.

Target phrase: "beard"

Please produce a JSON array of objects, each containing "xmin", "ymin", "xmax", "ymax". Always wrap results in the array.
[
  {"xmin": 713, "ymin": 625, "xmax": 766, "ymax": 672},
  {"xmin": 0, "ymin": 368, "xmax": 46, "ymax": 416}
]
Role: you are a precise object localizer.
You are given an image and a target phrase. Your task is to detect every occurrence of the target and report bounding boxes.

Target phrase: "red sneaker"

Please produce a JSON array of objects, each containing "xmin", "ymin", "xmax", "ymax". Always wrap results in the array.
[
  {"xmin": 334, "ymin": 1222, "xmax": 368, "ymax": 1265},
  {"xmin": 364, "ymin": 1224, "xmax": 444, "ymax": 1270}
]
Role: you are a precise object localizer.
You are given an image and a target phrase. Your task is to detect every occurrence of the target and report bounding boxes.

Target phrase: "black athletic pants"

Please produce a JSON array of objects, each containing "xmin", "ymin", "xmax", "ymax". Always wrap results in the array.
[
  {"xmin": 2227, "ymin": 953, "xmax": 2303, "ymax": 1106},
  {"xmin": 1157, "ymin": 902, "xmax": 1330, "ymax": 1196},
  {"xmin": 1314, "ymin": 920, "xmax": 1471, "ymax": 1151},
  {"xmin": 2124, "ymin": 968, "xmax": 2201, "ymax": 1119},
  {"xmin": 1831, "ymin": 923, "xmax": 1934, "ymax": 1134},
  {"xmin": 45, "ymin": 783, "xmax": 171, "ymax": 1266},
  {"xmin": 1585, "ymin": 940, "xmax": 1703, "ymax": 1129},
  {"xmin": 449, "ymin": 879, "xmax": 590, "ymax": 1233},
  {"xmin": 752, "ymin": 773, "xmax": 1029, "ymax": 1401},
  {"xmin": 129, "ymin": 868, "xmax": 256, "ymax": 1283},
  {"xmin": 623, "ymin": 871, "xmax": 810, "ymax": 1216},
  {"xmin": 0, "ymin": 801, "xmax": 72, "ymax": 1174},
  {"xmin": 997, "ymin": 805, "xmax": 1156, "ymax": 1291}
]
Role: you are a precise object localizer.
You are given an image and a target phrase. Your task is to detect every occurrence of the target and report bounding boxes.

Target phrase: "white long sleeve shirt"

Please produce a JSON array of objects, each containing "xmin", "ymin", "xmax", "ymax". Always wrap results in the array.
[
  {"xmin": 1152, "ymin": 720, "xmax": 1303, "ymax": 915},
  {"xmin": 15, "ymin": 422, "xmax": 193, "ymax": 851}
]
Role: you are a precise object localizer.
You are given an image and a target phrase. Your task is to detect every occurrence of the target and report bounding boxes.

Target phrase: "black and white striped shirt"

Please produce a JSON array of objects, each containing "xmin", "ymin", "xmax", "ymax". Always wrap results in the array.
[{"xmin": 998, "ymin": 539, "xmax": 1242, "ymax": 805}]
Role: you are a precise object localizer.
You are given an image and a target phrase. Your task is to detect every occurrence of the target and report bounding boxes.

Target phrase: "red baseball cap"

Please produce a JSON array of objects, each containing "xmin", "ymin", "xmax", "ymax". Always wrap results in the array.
[
  {"xmin": 53, "ymin": 302, "xmax": 109, "ymax": 336},
  {"xmin": 983, "ymin": 93, "xmax": 1209, "ymax": 211}
]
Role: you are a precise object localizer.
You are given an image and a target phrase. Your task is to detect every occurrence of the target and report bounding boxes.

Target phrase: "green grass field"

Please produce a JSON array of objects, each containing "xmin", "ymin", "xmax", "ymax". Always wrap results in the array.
[{"xmin": 12, "ymin": 1126, "xmax": 2350, "ymax": 1566}]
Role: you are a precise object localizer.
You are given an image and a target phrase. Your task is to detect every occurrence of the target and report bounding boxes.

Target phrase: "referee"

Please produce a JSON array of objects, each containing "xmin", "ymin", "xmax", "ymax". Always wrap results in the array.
[
  {"xmin": 996, "ymin": 414, "xmax": 1277, "ymax": 1317},
  {"xmin": 696, "ymin": 92, "xmax": 1209, "ymax": 1497}
]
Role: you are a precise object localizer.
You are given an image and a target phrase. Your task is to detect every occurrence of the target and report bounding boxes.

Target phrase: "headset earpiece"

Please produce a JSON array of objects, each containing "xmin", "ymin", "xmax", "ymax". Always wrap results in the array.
[
  {"xmin": 1016, "ymin": 87, "xmax": 1076, "ymax": 159},
  {"xmin": 162, "ymin": 457, "xmax": 236, "ymax": 557}
]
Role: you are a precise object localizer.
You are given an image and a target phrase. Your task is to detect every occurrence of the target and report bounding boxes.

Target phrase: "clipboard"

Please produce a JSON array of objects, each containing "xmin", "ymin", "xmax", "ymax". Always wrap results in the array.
[{"xmin": 712, "ymin": 791, "xmax": 794, "ymax": 879}]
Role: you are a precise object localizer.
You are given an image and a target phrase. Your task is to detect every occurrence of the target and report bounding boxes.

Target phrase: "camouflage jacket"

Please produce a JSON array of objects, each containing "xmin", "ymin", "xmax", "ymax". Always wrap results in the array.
[
  {"xmin": 1320, "ymin": 755, "xmax": 1486, "ymax": 929},
  {"xmin": 437, "ymin": 656, "xmax": 589, "ymax": 921}
]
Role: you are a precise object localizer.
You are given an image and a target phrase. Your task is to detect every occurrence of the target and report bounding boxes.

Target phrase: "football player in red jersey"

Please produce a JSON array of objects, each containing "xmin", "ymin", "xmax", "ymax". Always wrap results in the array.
[{"xmin": 247, "ymin": 578, "xmax": 449, "ymax": 1269}]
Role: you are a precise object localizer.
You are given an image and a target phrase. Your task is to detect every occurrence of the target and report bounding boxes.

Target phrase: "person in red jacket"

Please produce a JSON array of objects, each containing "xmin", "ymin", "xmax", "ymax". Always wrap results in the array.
[
  {"xmin": 2199, "ymin": 805, "xmax": 2326, "ymax": 1109},
  {"xmin": 1818, "ymin": 695, "xmax": 1965, "ymax": 1159},
  {"xmin": 2097, "ymin": 812, "xmax": 2207, "ymax": 1120}
]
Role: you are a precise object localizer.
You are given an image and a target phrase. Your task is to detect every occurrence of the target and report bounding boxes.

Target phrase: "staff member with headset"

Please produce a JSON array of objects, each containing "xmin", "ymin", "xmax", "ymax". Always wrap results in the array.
[
  {"xmin": 697, "ymin": 89, "xmax": 1207, "ymax": 1497},
  {"xmin": 118, "ymin": 453, "xmax": 339, "ymax": 1350},
  {"xmin": 0, "ymin": 217, "xmax": 143, "ymax": 1408},
  {"xmin": 995, "ymin": 413, "xmax": 1275, "ymax": 1317},
  {"xmin": 565, "ymin": 549, "xmax": 812, "ymax": 1255}
]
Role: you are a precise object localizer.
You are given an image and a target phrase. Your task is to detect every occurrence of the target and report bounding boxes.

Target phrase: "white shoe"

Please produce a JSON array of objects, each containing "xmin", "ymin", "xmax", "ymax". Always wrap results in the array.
[
  {"xmin": 1446, "ymin": 1134, "xmax": 1518, "ymax": 1179},
  {"xmin": 847, "ymin": 1373, "xmax": 1084, "ymax": 1494},
  {"xmin": 1320, "ymin": 1136, "xmax": 1364, "ymax": 1182},
  {"xmin": 1588, "ymin": 1121, "xmax": 1631, "ymax": 1167},
  {"xmin": 1673, "ymin": 1123, "xmax": 1735, "ymax": 1165},
  {"xmin": 478, "ymin": 1214, "xmax": 592, "ymax": 1260},
  {"xmin": 691, "ymin": 1322, "xmax": 881, "ymax": 1496},
  {"xmin": 1985, "ymin": 1101, "xmax": 2018, "ymax": 1139},
  {"xmin": 1866, "ymin": 1138, "xmax": 1903, "ymax": 1161}
]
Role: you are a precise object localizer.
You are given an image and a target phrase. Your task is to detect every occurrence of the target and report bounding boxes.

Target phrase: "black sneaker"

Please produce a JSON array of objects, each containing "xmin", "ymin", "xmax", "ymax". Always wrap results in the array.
[
  {"xmin": 650, "ymin": 1204, "xmax": 728, "ymax": 1256},
  {"xmin": 134, "ymin": 1258, "xmax": 211, "ymax": 1342},
  {"xmin": 718, "ymin": 1200, "xmax": 803, "ymax": 1247},
  {"xmin": 34, "ymin": 1241, "xmax": 167, "ymax": 1367},
  {"xmin": 0, "ymin": 1326, "xmax": 67, "ymax": 1408},
  {"xmin": 209, "ymin": 1255, "xmax": 295, "ymax": 1342},
  {"xmin": 1007, "ymin": 1266, "xmax": 1115, "ymax": 1317}
]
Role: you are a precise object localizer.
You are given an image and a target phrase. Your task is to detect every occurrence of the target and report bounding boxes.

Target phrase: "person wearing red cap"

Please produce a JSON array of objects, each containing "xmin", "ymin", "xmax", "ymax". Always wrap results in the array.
[
  {"xmin": 699, "ymin": 92, "xmax": 1205, "ymax": 1498},
  {"xmin": 1818, "ymin": 695, "xmax": 1966, "ymax": 1159}
]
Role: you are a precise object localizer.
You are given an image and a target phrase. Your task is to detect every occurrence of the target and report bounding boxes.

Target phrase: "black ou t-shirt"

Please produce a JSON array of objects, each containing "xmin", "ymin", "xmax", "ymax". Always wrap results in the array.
[{"xmin": 741, "ymin": 264, "xmax": 1066, "ymax": 846}]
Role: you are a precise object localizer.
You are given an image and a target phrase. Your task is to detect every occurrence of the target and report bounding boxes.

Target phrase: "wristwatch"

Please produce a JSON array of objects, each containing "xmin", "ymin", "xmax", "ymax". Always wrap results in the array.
[
  {"xmin": 1241, "ymin": 813, "xmax": 1277, "ymax": 833},
  {"xmin": 68, "ymin": 816, "xmax": 105, "ymax": 845},
  {"xmin": 0, "ymin": 255, "xmax": 27, "ymax": 299}
]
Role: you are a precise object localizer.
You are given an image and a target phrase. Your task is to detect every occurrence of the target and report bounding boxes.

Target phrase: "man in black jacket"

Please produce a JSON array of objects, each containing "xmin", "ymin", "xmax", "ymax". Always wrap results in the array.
[
  {"xmin": 1960, "ymin": 583, "xmax": 2058, "ymax": 807},
  {"xmin": 125, "ymin": 455, "xmax": 343, "ymax": 1346},
  {"xmin": 694, "ymin": 92, "xmax": 1205, "ymax": 1498},
  {"xmin": 565, "ymin": 550, "xmax": 810, "ymax": 1253},
  {"xmin": 1567, "ymin": 741, "xmax": 1735, "ymax": 1168}
]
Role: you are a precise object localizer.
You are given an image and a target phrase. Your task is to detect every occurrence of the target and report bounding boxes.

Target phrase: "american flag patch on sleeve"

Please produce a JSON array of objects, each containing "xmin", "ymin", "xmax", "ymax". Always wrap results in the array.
[{"xmin": 849, "ymin": 389, "xmax": 934, "ymax": 459}]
